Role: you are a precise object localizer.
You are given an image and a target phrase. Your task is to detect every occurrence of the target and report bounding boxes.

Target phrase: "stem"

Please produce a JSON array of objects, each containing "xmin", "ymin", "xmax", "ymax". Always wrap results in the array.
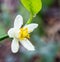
[
  {"xmin": 0, "ymin": 34, "xmax": 9, "ymax": 41},
  {"xmin": 26, "ymin": 14, "xmax": 33, "ymax": 24}
]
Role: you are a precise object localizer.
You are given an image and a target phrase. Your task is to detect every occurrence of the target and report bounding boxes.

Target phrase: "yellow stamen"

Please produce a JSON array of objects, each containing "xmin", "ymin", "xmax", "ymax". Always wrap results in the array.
[{"xmin": 18, "ymin": 28, "xmax": 30, "ymax": 40}]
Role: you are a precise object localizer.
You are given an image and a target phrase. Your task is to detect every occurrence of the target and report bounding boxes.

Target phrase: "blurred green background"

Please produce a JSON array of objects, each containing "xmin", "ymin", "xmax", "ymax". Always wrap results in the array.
[{"xmin": 0, "ymin": 0, "xmax": 60, "ymax": 62}]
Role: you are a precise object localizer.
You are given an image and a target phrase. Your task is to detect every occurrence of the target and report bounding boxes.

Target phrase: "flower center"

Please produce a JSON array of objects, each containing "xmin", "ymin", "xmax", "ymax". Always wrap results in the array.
[{"xmin": 18, "ymin": 28, "xmax": 30, "ymax": 40}]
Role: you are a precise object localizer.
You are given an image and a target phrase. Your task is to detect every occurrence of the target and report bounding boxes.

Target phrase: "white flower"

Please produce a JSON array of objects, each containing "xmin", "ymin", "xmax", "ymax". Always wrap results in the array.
[{"xmin": 8, "ymin": 15, "xmax": 38, "ymax": 53}]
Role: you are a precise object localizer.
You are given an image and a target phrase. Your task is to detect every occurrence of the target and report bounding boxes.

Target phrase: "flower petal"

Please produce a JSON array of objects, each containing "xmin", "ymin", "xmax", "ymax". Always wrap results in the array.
[
  {"xmin": 24, "ymin": 23, "xmax": 38, "ymax": 33},
  {"xmin": 8, "ymin": 28, "xmax": 20, "ymax": 38},
  {"xmin": 14, "ymin": 15, "xmax": 23, "ymax": 29},
  {"xmin": 8, "ymin": 28, "xmax": 15, "ymax": 38},
  {"xmin": 11, "ymin": 39, "xmax": 19, "ymax": 53},
  {"xmin": 20, "ymin": 39, "xmax": 35, "ymax": 51}
]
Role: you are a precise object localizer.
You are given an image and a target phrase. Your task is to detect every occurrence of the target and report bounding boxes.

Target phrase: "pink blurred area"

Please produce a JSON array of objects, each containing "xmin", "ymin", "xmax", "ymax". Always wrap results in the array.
[{"xmin": 0, "ymin": 0, "xmax": 19, "ymax": 13}]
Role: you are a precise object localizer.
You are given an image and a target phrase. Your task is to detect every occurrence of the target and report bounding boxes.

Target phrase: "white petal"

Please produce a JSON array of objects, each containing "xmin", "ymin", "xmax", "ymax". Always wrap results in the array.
[
  {"xmin": 14, "ymin": 15, "xmax": 23, "ymax": 29},
  {"xmin": 24, "ymin": 23, "xmax": 38, "ymax": 33},
  {"xmin": 20, "ymin": 39, "xmax": 35, "ymax": 51},
  {"xmin": 8, "ymin": 28, "xmax": 15, "ymax": 38},
  {"xmin": 8, "ymin": 28, "xmax": 19, "ymax": 38},
  {"xmin": 11, "ymin": 39, "xmax": 19, "ymax": 53}
]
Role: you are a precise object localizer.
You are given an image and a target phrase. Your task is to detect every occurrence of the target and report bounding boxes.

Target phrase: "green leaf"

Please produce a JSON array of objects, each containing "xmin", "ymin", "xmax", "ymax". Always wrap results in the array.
[{"xmin": 21, "ymin": 0, "xmax": 42, "ymax": 16}]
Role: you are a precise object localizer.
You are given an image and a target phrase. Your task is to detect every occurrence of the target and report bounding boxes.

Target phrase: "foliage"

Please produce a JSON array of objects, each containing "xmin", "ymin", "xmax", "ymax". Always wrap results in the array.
[{"xmin": 21, "ymin": 0, "xmax": 42, "ymax": 16}]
